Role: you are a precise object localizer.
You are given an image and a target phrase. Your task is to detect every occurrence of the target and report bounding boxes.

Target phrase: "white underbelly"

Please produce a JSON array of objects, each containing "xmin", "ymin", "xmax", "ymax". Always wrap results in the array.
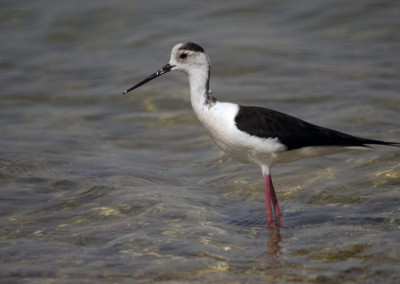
[
  {"xmin": 194, "ymin": 102, "xmax": 286, "ymax": 166},
  {"xmin": 193, "ymin": 102, "xmax": 370, "ymax": 170}
]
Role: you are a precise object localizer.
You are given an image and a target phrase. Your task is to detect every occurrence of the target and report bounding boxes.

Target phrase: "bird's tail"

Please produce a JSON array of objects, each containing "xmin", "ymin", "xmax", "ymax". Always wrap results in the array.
[{"xmin": 362, "ymin": 139, "xmax": 400, "ymax": 148}]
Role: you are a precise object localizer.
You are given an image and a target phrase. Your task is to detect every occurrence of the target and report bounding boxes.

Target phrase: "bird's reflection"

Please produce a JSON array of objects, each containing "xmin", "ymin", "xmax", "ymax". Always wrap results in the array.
[
  {"xmin": 229, "ymin": 212, "xmax": 283, "ymax": 265},
  {"xmin": 255, "ymin": 224, "xmax": 282, "ymax": 267}
]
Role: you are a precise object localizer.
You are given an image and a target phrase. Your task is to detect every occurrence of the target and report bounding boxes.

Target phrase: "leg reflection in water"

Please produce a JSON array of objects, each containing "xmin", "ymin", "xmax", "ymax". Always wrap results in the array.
[{"xmin": 255, "ymin": 225, "xmax": 282, "ymax": 267}]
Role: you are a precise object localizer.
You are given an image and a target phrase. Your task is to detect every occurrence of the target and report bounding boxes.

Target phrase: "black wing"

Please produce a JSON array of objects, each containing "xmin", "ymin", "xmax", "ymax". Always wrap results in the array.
[{"xmin": 235, "ymin": 106, "xmax": 399, "ymax": 150}]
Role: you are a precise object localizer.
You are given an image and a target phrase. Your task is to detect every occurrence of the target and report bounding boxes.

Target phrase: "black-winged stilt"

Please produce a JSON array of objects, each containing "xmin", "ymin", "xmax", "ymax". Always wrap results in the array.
[{"xmin": 123, "ymin": 42, "xmax": 399, "ymax": 226}]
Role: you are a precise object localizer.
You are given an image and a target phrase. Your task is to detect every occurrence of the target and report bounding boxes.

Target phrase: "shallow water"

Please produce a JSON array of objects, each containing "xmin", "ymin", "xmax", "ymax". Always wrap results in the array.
[{"xmin": 1, "ymin": 0, "xmax": 400, "ymax": 283}]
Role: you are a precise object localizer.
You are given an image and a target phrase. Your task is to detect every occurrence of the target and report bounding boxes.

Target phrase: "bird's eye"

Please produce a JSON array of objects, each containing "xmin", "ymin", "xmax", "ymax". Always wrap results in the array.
[{"xmin": 179, "ymin": 53, "xmax": 188, "ymax": 59}]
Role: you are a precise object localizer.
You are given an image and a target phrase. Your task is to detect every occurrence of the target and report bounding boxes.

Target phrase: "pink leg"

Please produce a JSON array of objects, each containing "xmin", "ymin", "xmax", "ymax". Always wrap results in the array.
[
  {"xmin": 264, "ymin": 175, "xmax": 274, "ymax": 226},
  {"xmin": 264, "ymin": 174, "xmax": 282, "ymax": 225},
  {"xmin": 267, "ymin": 175, "xmax": 281, "ymax": 220}
]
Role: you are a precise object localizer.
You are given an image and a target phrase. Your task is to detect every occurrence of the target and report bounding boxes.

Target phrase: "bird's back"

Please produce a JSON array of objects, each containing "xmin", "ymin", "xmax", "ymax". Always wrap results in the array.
[{"xmin": 235, "ymin": 105, "xmax": 399, "ymax": 150}]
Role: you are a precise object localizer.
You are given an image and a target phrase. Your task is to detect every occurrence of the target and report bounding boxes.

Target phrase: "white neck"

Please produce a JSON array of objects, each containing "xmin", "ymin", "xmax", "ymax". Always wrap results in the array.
[{"xmin": 187, "ymin": 66, "xmax": 215, "ymax": 117}]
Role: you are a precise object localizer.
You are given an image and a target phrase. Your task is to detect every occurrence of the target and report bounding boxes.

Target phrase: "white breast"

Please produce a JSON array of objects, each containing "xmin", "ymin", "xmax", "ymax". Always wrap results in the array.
[{"xmin": 193, "ymin": 101, "xmax": 286, "ymax": 167}]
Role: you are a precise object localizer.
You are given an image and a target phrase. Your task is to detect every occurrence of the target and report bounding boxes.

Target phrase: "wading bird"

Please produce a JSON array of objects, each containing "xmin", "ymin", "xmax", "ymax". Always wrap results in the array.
[{"xmin": 123, "ymin": 42, "xmax": 399, "ymax": 226}]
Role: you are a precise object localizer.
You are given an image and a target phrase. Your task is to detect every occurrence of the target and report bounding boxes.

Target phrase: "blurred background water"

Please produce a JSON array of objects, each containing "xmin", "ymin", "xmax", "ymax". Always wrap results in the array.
[{"xmin": 1, "ymin": 0, "xmax": 399, "ymax": 283}]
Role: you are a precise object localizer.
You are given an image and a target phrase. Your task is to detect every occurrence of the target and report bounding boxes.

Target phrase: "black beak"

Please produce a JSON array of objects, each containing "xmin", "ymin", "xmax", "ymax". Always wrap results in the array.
[{"xmin": 123, "ymin": 63, "xmax": 173, "ymax": 94}]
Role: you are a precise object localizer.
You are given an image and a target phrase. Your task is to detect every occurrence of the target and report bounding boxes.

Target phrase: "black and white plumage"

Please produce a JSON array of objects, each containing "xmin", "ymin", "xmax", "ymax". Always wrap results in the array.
[
  {"xmin": 235, "ymin": 105, "xmax": 397, "ymax": 150},
  {"xmin": 123, "ymin": 42, "xmax": 399, "ymax": 226}
]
